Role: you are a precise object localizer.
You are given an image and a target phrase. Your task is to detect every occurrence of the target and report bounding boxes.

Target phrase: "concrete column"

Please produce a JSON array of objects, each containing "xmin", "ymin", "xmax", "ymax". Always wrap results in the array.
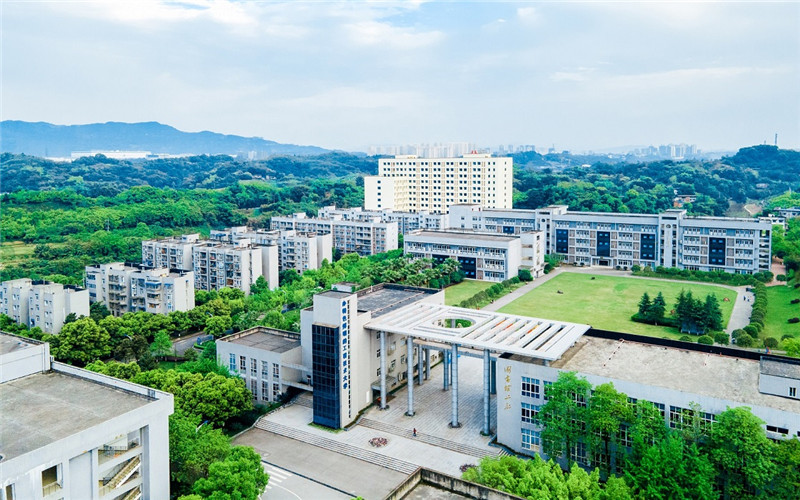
[
  {"xmin": 424, "ymin": 348, "xmax": 430, "ymax": 380},
  {"xmin": 406, "ymin": 336, "xmax": 414, "ymax": 416},
  {"xmin": 417, "ymin": 345, "xmax": 424, "ymax": 385},
  {"xmin": 443, "ymin": 350, "xmax": 449, "ymax": 390},
  {"xmin": 380, "ymin": 330, "xmax": 387, "ymax": 410},
  {"xmin": 483, "ymin": 349, "xmax": 490, "ymax": 435},
  {"xmin": 490, "ymin": 359, "xmax": 497, "ymax": 394},
  {"xmin": 451, "ymin": 344, "xmax": 460, "ymax": 428}
]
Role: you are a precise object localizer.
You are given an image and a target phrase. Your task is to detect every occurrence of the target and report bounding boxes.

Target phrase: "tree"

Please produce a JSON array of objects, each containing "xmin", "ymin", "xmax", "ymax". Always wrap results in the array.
[
  {"xmin": 627, "ymin": 401, "xmax": 668, "ymax": 465},
  {"xmin": 650, "ymin": 292, "xmax": 666, "ymax": 325},
  {"xmin": 518, "ymin": 269, "xmax": 533, "ymax": 282},
  {"xmin": 150, "ymin": 330, "xmax": 173, "ymax": 360},
  {"xmin": 50, "ymin": 317, "xmax": 111, "ymax": 365},
  {"xmin": 191, "ymin": 446, "xmax": 269, "ymax": 500},
  {"xmin": 709, "ymin": 406, "xmax": 776, "ymax": 499},
  {"xmin": 169, "ymin": 410, "xmax": 232, "ymax": 495},
  {"xmin": 540, "ymin": 372, "xmax": 592, "ymax": 467},
  {"xmin": 784, "ymin": 338, "xmax": 800, "ymax": 357},
  {"xmin": 767, "ymin": 438, "xmax": 800, "ymax": 498},
  {"xmin": 625, "ymin": 432, "xmax": 717, "ymax": 500},
  {"xmin": 587, "ymin": 382, "xmax": 633, "ymax": 476},
  {"xmin": 205, "ymin": 315, "xmax": 232, "ymax": 338},
  {"xmin": 89, "ymin": 301, "xmax": 111, "ymax": 322},
  {"xmin": 637, "ymin": 292, "xmax": 653, "ymax": 320},
  {"xmin": 703, "ymin": 294, "xmax": 724, "ymax": 331}
]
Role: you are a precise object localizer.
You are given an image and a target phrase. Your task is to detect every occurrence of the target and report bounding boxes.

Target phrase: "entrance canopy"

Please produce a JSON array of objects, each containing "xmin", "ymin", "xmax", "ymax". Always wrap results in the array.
[{"xmin": 365, "ymin": 303, "xmax": 590, "ymax": 361}]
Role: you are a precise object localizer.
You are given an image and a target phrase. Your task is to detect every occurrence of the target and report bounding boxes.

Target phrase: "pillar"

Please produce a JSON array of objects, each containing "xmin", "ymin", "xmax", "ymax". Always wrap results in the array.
[
  {"xmin": 443, "ymin": 350, "xmax": 449, "ymax": 390},
  {"xmin": 490, "ymin": 359, "xmax": 497, "ymax": 395},
  {"xmin": 380, "ymin": 331, "xmax": 387, "ymax": 410},
  {"xmin": 424, "ymin": 348, "xmax": 430, "ymax": 380},
  {"xmin": 417, "ymin": 345, "xmax": 424, "ymax": 385},
  {"xmin": 483, "ymin": 349, "xmax": 490, "ymax": 435},
  {"xmin": 406, "ymin": 336, "xmax": 414, "ymax": 416},
  {"xmin": 451, "ymin": 344, "xmax": 460, "ymax": 428}
]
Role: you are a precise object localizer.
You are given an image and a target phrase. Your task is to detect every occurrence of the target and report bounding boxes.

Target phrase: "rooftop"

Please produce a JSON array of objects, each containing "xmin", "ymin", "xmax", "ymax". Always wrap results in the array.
[
  {"xmin": 406, "ymin": 230, "xmax": 518, "ymax": 243},
  {"xmin": 219, "ymin": 327, "xmax": 301, "ymax": 353},
  {"xmin": 366, "ymin": 303, "xmax": 590, "ymax": 360},
  {"xmin": 0, "ymin": 334, "xmax": 39, "ymax": 355},
  {"xmin": 550, "ymin": 336, "xmax": 800, "ymax": 414},
  {"xmin": 356, "ymin": 284, "xmax": 441, "ymax": 318},
  {"xmin": 761, "ymin": 357, "xmax": 800, "ymax": 380},
  {"xmin": 0, "ymin": 371, "xmax": 152, "ymax": 461}
]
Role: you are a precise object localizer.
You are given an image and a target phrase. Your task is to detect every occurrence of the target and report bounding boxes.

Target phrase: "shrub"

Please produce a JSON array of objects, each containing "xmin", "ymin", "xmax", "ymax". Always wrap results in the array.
[
  {"xmin": 731, "ymin": 329, "xmax": 745, "ymax": 339},
  {"xmin": 631, "ymin": 265, "xmax": 642, "ymax": 272},
  {"xmin": 713, "ymin": 332, "xmax": 730, "ymax": 345},
  {"xmin": 743, "ymin": 325, "xmax": 758, "ymax": 337},
  {"xmin": 763, "ymin": 337, "xmax": 779, "ymax": 348},
  {"xmin": 679, "ymin": 336, "xmax": 693, "ymax": 342},
  {"xmin": 697, "ymin": 335, "xmax": 714, "ymax": 345},
  {"xmin": 777, "ymin": 274, "xmax": 787, "ymax": 282},
  {"xmin": 789, "ymin": 318, "xmax": 800, "ymax": 324},
  {"xmin": 518, "ymin": 269, "xmax": 533, "ymax": 282},
  {"xmin": 791, "ymin": 299, "xmax": 800, "ymax": 304},
  {"xmin": 782, "ymin": 334, "xmax": 794, "ymax": 341},
  {"xmin": 736, "ymin": 333, "xmax": 755, "ymax": 347},
  {"xmin": 795, "ymin": 283, "xmax": 800, "ymax": 289}
]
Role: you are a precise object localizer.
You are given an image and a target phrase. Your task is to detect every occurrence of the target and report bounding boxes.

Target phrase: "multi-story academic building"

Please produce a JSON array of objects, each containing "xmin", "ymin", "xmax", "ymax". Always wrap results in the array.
[
  {"xmin": 317, "ymin": 206, "xmax": 447, "ymax": 234},
  {"xmin": 404, "ymin": 230, "xmax": 545, "ymax": 281},
  {"xmin": 0, "ymin": 279, "xmax": 89, "ymax": 335},
  {"xmin": 0, "ymin": 332, "xmax": 173, "ymax": 499},
  {"xmin": 449, "ymin": 204, "xmax": 772, "ymax": 274},
  {"xmin": 191, "ymin": 242, "xmax": 279, "ymax": 294},
  {"xmin": 270, "ymin": 213, "xmax": 398, "ymax": 257},
  {"xmin": 209, "ymin": 227, "xmax": 332, "ymax": 273},
  {"xmin": 364, "ymin": 153, "xmax": 513, "ymax": 214},
  {"xmin": 84, "ymin": 263, "xmax": 195, "ymax": 316}
]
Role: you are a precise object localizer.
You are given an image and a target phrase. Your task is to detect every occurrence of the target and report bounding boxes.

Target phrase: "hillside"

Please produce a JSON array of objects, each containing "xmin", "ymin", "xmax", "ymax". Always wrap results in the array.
[{"xmin": 0, "ymin": 120, "xmax": 328, "ymax": 157}]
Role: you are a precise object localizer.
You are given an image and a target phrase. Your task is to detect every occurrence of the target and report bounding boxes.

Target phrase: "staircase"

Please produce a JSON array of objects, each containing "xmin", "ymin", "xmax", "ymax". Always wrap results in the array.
[
  {"xmin": 103, "ymin": 456, "xmax": 140, "ymax": 490},
  {"xmin": 358, "ymin": 418, "xmax": 501, "ymax": 458},
  {"xmin": 121, "ymin": 487, "xmax": 142, "ymax": 500},
  {"xmin": 255, "ymin": 420, "xmax": 418, "ymax": 474},
  {"xmin": 293, "ymin": 392, "xmax": 313, "ymax": 408}
]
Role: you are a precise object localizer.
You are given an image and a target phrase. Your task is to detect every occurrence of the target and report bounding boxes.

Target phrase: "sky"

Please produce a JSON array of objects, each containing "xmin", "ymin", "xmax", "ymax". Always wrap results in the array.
[{"xmin": 3, "ymin": 1, "xmax": 799, "ymax": 153}]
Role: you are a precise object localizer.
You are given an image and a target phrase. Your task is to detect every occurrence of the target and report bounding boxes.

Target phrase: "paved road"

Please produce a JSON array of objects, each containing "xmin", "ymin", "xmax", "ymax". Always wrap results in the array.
[
  {"xmin": 171, "ymin": 332, "xmax": 206, "ymax": 356},
  {"xmin": 261, "ymin": 462, "xmax": 350, "ymax": 500}
]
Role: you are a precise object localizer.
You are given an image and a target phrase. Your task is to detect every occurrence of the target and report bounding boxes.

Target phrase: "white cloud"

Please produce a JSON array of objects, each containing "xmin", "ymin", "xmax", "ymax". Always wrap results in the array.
[
  {"xmin": 517, "ymin": 6, "xmax": 539, "ymax": 25},
  {"xmin": 345, "ymin": 21, "xmax": 444, "ymax": 49}
]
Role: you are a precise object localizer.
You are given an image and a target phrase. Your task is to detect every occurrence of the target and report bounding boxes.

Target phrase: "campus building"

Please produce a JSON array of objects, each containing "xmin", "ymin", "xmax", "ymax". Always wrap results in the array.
[
  {"xmin": 364, "ymin": 153, "xmax": 513, "ymax": 214},
  {"xmin": 84, "ymin": 263, "xmax": 195, "ymax": 316},
  {"xmin": 404, "ymin": 230, "xmax": 545, "ymax": 282},
  {"xmin": 216, "ymin": 327, "xmax": 308, "ymax": 404},
  {"xmin": 141, "ymin": 234, "xmax": 199, "ymax": 271},
  {"xmin": 449, "ymin": 205, "xmax": 772, "ymax": 274},
  {"xmin": 0, "ymin": 279, "xmax": 89, "ymax": 335},
  {"xmin": 270, "ymin": 213, "xmax": 398, "ymax": 257},
  {"xmin": 0, "ymin": 332, "xmax": 173, "ymax": 500},
  {"xmin": 496, "ymin": 333, "xmax": 800, "ymax": 461},
  {"xmin": 191, "ymin": 241, "xmax": 279, "ymax": 294},
  {"xmin": 317, "ymin": 206, "xmax": 447, "ymax": 234},
  {"xmin": 210, "ymin": 226, "xmax": 332, "ymax": 273}
]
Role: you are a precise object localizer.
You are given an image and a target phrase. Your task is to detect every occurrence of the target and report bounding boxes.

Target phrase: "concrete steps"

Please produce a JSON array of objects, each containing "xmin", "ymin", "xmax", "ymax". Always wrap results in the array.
[
  {"xmin": 358, "ymin": 418, "xmax": 500, "ymax": 459},
  {"xmin": 255, "ymin": 420, "xmax": 419, "ymax": 475},
  {"xmin": 293, "ymin": 392, "xmax": 313, "ymax": 408}
]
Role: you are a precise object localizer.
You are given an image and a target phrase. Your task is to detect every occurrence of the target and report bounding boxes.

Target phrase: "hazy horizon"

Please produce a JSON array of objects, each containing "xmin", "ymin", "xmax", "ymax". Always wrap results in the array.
[{"xmin": 4, "ymin": 1, "xmax": 798, "ymax": 152}]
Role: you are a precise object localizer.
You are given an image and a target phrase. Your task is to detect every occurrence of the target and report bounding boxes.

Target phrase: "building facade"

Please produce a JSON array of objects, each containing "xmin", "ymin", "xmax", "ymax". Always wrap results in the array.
[
  {"xmin": 0, "ymin": 332, "xmax": 173, "ymax": 500},
  {"xmin": 141, "ymin": 234, "xmax": 199, "ymax": 271},
  {"xmin": 448, "ymin": 205, "xmax": 772, "ymax": 274},
  {"xmin": 84, "ymin": 263, "xmax": 195, "ymax": 316},
  {"xmin": 270, "ymin": 213, "xmax": 398, "ymax": 257},
  {"xmin": 0, "ymin": 279, "xmax": 89, "ymax": 334},
  {"xmin": 496, "ymin": 334, "xmax": 800, "ymax": 462},
  {"xmin": 216, "ymin": 327, "xmax": 307, "ymax": 404},
  {"xmin": 317, "ymin": 206, "xmax": 447, "ymax": 234},
  {"xmin": 210, "ymin": 227, "xmax": 332, "ymax": 274},
  {"xmin": 364, "ymin": 153, "xmax": 513, "ymax": 214},
  {"xmin": 191, "ymin": 242, "xmax": 278, "ymax": 294}
]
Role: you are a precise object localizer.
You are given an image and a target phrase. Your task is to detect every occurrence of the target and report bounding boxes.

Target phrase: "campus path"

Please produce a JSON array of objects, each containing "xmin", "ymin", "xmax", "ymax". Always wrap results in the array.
[{"xmin": 482, "ymin": 267, "xmax": 753, "ymax": 333}]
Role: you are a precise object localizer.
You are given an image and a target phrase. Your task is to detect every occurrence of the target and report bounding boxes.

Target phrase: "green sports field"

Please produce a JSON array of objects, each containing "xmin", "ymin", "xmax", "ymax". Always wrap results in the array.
[
  {"xmin": 763, "ymin": 285, "xmax": 800, "ymax": 341},
  {"xmin": 445, "ymin": 280, "xmax": 495, "ymax": 306},
  {"xmin": 498, "ymin": 272, "xmax": 737, "ymax": 340}
]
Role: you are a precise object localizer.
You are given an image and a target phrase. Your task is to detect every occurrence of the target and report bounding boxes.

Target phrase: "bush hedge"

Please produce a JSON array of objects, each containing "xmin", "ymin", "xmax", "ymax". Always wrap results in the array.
[
  {"xmin": 697, "ymin": 335, "xmax": 714, "ymax": 345},
  {"xmin": 632, "ymin": 266, "xmax": 773, "ymax": 286},
  {"xmin": 457, "ymin": 277, "xmax": 522, "ymax": 309},
  {"xmin": 713, "ymin": 332, "xmax": 730, "ymax": 345}
]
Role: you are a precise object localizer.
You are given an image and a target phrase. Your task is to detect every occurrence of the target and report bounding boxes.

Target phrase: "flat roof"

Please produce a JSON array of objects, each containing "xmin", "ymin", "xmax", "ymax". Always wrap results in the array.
[
  {"xmin": 761, "ymin": 357, "xmax": 800, "ymax": 380},
  {"xmin": 357, "ymin": 284, "xmax": 441, "ymax": 319},
  {"xmin": 550, "ymin": 336, "xmax": 800, "ymax": 414},
  {"xmin": 366, "ymin": 303, "xmax": 590, "ymax": 360},
  {"xmin": 219, "ymin": 327, "xmax": 300, "ymax": 353},
  {"xmin": 0, "ymin": 371, "xmax": 152, "ymax": 461},
  {"xmin": 0, "ymin": 335, "xmax": 39, "ymax": 356},
  {"xmin": 407, "ymin": 230, "xmax": 518, "ymax": 243}
]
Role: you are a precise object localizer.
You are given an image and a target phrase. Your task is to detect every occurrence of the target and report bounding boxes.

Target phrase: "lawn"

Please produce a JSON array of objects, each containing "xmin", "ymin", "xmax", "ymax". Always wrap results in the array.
[
  {"xmin": 498, "ymin": 272, "xmax": 737, "ymax": 340},
  {"xmin": 762, "ymin": 285, "xmax": 800, "ymax": 341},
  {"xmin": 445, "ymin": 280, "xmax": 495, "ymax": 306}
]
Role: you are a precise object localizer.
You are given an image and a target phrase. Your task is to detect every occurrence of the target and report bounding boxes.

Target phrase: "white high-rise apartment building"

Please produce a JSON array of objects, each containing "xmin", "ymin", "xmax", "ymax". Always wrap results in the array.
[
  {"xmin": 209, "ymin": 227, "xmax": 332, "ymax": 274},
  {"xmin": 0, "ymin": 279, "xmax": 89, "ymax": 334},
  {"xmin": 1, "ymin": 333, "xmax": 173, "ymax": 499},
  {"xmin": 191, "ymin": 242, "xmax": 278, "ymax": 294},
  {"xmin": 84, "ymin": 263, "xmax": 195, "ymax": 316},
  {"xmin": 270, "ymin": 214, "xmax": 398, "ymax": 257},
  {"xmin": 364, "ymin": 153, "xmax": 513, "ymax": 214},
  {"xmin": 141, "ymin": 234, "xmax": 199, "ymax": 271}
]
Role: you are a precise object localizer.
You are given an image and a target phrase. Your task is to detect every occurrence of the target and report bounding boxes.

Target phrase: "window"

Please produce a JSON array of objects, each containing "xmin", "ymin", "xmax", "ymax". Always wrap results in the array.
[
  {"xmin": 521, "ymin": 428, "xmax": 540, "ymax": 450},
  {"xmin": 229, "ymin": 353, "xmax": 236, "ymax": 372},
  {"xmin": 262, "ymin": 380, "xmax": 269, "ymax": 400},
  {"xmin": 262, "ymin": 361, "xmax": 269, "ymax": 378},
  {"xmin": 521, "ymin": 377, "xmax": 539, "ymax": 398},
  {"xmin": 521, "ymin": 402, "xmax": 540, "ymax": 425},
  {"xmin": 767, "ymin": 425, "xmax": 789, "ymax": 435},
  {"xmin": 239, "ymin": 355, "xmax": 246, "ymax": 372},
  {"xmin": 251, "ymin": 358, "xmax": 257, "ymax": 376},
  {"xmin": 250, "ymin": 379, "xmax": 257, "ymax": 397},
  {"xmin": 543, "ymin": 381, "xmax": 553, "ymax": 401},
  {"xmin": 791, "ymin": 387, "xmax": 797, "ymax": 398},
  {"xmin": 570, "ymin": 442, "xmax": 588, "ymax": 466},
  {"xmin": 273, "ymin": 363, "xmax": 280, "ymax": 379}
]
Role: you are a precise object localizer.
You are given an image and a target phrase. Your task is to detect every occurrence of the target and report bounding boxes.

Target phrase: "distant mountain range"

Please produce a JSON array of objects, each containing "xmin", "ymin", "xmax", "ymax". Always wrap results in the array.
[{"xmin": 0, "ymin": 121, "xmax": 329, "ymax": 157}]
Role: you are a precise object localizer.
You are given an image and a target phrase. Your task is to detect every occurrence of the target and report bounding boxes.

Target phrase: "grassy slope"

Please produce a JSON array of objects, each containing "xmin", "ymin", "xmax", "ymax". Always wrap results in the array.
[
  {"xmin": 763, "ymin": 285, "xmax": 800, "ymax": 341},
  {"xmin": 498, "ymin": 272, "xmax": 737, "ymax": 340},
  {"xmin": 445, "ymin": 280, "xmax": 494, "ymax": 306}
]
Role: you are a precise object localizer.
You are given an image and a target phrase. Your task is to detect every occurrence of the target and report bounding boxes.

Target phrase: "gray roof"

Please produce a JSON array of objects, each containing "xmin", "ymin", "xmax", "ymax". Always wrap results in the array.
[
  {"xmin": 0, "ymin": 371, "xmax": 151, "ymax": 461},
  {"xmin": 0, "ymin": 335, "xmax": 38, "ymax": 356},
  {"xmin": 761, "ymin": 357, "xmax": 800, "ymax": 380},
  {"xmin": 219, "ymin": 327, "xmax": 300, "ymax": 353},
  {"xmin": 356, "ymin": 284, "xmax": 440, "ymax": 318},
  {"xmin": 407, "ymin": 230, "xmax": 518, "ymax": 243}
]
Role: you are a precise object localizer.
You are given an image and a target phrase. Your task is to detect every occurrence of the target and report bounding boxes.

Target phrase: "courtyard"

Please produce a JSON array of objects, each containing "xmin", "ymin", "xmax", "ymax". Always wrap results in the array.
[{"xmin": 497, "ymin": 272, "xmax": 739, "ymax": 340}]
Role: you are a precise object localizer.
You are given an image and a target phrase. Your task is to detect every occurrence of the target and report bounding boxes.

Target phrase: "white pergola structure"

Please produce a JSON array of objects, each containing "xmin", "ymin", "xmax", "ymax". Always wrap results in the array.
[{"xmin": 366, "ymin": 303, "xmax": 591, "ymax": 434}]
